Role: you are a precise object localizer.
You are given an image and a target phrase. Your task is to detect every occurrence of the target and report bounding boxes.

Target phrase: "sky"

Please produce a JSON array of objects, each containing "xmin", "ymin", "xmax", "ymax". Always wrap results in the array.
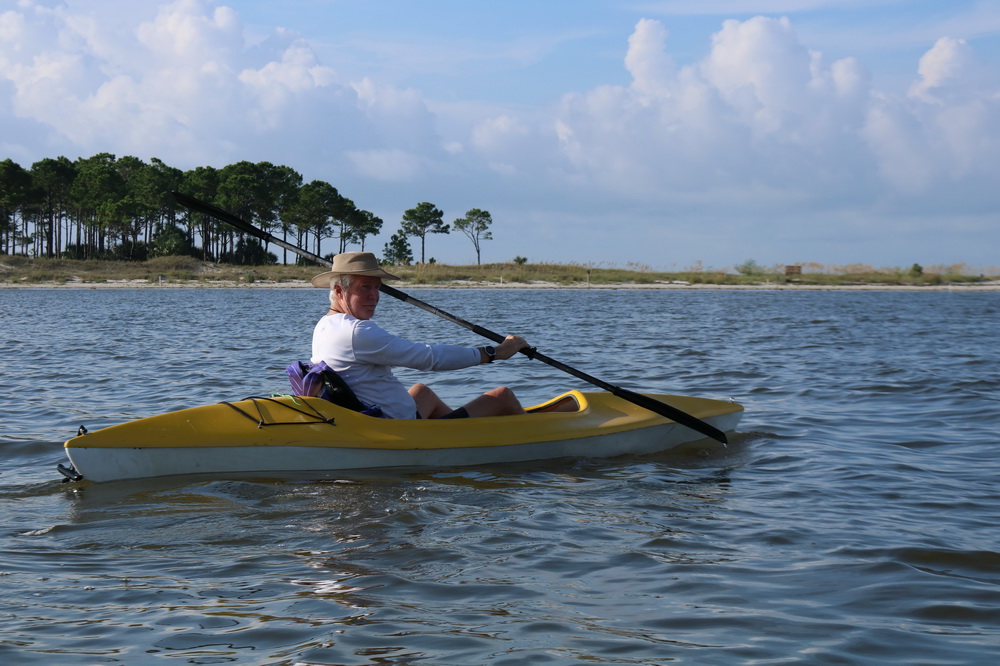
[{"xmin": 2, "ymin": 0, "xmax": 999, "ymax": 271}]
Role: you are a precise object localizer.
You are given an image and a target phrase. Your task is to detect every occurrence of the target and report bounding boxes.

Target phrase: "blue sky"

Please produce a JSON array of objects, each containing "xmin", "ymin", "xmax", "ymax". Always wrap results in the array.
[{"xmin": 2, "ymin": 0, "xmax": 999, "ymax": 271}]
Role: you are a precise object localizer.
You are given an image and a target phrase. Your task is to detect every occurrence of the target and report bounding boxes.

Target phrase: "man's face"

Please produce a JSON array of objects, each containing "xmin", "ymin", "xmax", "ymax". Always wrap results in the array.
[{"xmin": 337, "ymin": 275, "xmax": 382, "ymax": 320}]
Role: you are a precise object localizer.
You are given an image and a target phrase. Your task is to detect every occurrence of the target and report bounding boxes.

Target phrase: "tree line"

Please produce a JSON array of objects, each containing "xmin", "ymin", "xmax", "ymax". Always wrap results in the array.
[{"xmin": 0, "ymin": 154, "xmax": 496, "ymax": 266}]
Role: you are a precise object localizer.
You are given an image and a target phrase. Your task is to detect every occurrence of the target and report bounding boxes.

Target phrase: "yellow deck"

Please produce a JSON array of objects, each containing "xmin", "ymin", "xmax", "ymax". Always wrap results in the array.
[{"xmin": 64, "ymin": 391, "xmax": 743, "ymax": 451}]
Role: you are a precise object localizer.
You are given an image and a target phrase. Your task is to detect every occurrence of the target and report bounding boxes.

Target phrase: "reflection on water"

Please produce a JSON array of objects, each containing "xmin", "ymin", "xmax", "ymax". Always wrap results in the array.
[{"xmin": 2, "ymin": 287, "xmax": 999, "ymax": 663}]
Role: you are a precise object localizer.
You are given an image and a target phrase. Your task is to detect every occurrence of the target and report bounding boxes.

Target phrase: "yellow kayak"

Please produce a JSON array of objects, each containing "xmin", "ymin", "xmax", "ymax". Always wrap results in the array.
[{"xmin": 62, "ymin": 390, "xmax": 743, "ymax": 483}]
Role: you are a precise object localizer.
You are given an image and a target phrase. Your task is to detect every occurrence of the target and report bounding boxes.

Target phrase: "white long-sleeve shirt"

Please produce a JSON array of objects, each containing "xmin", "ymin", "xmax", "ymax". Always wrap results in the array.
[{"xmin": 311, "ymin": 313, "xmax": 480, "ymax": 419}]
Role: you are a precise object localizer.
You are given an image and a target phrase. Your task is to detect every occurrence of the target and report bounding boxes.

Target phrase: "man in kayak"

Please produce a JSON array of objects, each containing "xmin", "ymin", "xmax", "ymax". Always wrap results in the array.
[{"xmin": 310, "ymin": 251, "xmax": 531, "ymax": 419}]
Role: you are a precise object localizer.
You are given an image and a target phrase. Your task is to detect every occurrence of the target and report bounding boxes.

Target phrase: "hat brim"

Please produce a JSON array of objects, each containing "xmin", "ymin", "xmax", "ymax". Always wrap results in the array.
[{"xmin": 310, "ymin": 267, "xmax": 400, "ymax": 288}]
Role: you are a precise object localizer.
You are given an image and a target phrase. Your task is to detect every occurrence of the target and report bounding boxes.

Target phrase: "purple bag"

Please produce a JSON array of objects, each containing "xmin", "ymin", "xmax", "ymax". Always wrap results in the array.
[{"xmin": 285, "ymin": 361, "xmax": 383, "ymax": 417}]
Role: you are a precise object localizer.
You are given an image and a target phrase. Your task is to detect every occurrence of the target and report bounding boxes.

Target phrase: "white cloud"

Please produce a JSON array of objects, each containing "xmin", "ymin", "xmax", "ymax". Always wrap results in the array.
[
  {"xmin": 470, "ymin": 113, "xmax": 538, "ymax": 176},
  {"xmin": 861, "ymin": 36, "xmax": 1000, "ymax": 208},
  {"xmin": 909, "ymin": 37, "xmax": 974, "ymax": 102},
  {"xmin": 625, "ymin": 18, "xmax": 675, "ymax": 98},
  {"xmin": 135, "ymin": 0, "xmax": 243, "ymax": 64},
  {"xmin": 543, "ymin": 15, "xmax": 883, "ymax": 208},
  {"xmin": 523, "ymin": 14, "xmax": 1000, "ymax": 227},
  {"xmin": 349, "ymin": 77, "xmax": 440, "ymax": 154},
  {"xmin": 240, "ymin": 37, "xmax": 338, "ymax": 130},
  {"xmin": 0, "ymin": 0, "xmax": 399, "ymax": 166}
]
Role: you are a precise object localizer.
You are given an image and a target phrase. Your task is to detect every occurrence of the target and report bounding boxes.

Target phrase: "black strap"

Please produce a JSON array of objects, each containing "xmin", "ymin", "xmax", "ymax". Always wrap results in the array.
[
  {"xmin": 221, "ymin": 397, "xmax": 337, "ymax": 428},
  {"xmin": 318, "ymin": 370, "xmax": 370, "ymax": 412}
]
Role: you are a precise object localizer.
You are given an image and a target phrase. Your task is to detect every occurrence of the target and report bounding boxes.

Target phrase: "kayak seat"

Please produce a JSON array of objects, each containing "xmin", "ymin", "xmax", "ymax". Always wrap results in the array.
[
  {"xmin": 526, "ymin": 392, "xmax": 583, "ymax": 413},
  {"xmin": 285, "ymin": 361, "xmax": 384, "ymax": 417}
]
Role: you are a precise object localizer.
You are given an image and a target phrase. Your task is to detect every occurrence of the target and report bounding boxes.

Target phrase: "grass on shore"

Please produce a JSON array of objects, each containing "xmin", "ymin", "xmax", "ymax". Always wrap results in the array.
[{"xmin": 1, "ymin": 255, "xmax": 996, "ymax": 287}]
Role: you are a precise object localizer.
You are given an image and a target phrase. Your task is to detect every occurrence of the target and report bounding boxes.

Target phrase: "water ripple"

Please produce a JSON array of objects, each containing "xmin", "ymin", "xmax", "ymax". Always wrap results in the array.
[{"xmin": 2, "ymin": 288, "xmax": 999, "ymax": 663}]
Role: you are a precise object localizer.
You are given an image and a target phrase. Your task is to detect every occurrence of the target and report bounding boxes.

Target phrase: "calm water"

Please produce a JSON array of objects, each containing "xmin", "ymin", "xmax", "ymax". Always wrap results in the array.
[{"xmin": 1, "ymin": 287, "xmax": 998, "ymax": 664}]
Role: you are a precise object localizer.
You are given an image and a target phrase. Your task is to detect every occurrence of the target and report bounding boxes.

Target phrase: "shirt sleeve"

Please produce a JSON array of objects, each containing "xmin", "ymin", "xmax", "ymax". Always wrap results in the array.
[{"xmin": 352, "ymin": 320, "xmax": 480, "ymax": 371}]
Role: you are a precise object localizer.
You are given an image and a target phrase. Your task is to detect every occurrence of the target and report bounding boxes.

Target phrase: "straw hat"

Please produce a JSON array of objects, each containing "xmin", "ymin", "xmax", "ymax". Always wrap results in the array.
[{"xmin": 310, "ymin": 251, "xmax": 399, "ymax": 288}]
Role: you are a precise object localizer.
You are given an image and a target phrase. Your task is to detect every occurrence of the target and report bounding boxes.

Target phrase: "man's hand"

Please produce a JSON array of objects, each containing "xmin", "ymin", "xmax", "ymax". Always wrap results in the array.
[{"xmin": 496, "ymin": 335, "xmax": 529, "ymax": 360}]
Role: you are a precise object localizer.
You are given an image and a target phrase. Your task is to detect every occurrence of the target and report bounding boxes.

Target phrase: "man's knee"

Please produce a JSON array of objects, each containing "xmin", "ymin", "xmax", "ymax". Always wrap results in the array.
[
  {"xmin": 488, "ymin": 386, "xmax": 523, "ymax": 413},
  {"xmin": 486, "ymin": 386, "xmax": 517, "ymax": 401}
]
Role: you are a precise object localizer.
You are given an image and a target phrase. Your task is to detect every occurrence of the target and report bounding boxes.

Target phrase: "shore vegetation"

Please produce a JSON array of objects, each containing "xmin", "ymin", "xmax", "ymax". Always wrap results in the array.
[{"xmin": 2, "ymin": 255, "xmax": 995, "ymax": 287}]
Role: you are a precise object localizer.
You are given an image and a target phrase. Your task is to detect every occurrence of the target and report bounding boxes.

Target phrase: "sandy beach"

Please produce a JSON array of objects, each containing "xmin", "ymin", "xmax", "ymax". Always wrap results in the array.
[{"xmin": 3, "ymin": 278, "xmax": 999, "ymax": 291}]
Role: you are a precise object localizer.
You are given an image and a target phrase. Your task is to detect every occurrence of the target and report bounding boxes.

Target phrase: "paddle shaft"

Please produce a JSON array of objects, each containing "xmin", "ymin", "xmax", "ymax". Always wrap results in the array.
[
  {"xmin": 172, "ymin": 191, "xmax": 728, "ymax": 444},
  {"xmin": 173, "ymin": 191, "xmax": 327, "ymax": 264},
  {"xmin": 378, "ymin": 284, "xmax": 728, "ymax": 443}
]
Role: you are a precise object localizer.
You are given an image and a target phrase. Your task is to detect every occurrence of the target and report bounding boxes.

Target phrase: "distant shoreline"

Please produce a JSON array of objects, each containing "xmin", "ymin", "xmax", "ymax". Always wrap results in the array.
[
  {"xmin": 4, "ymin": 257, "xmax": 996, "ymax": 291},
  {"xmin": 4, "ymin": 279, "xmax": 1000, "ymax": 291}
]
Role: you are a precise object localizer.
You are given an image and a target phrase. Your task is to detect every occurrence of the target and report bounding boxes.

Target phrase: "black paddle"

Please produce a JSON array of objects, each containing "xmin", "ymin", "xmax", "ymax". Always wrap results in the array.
[{"xmin": 171, "ymin": 191, "xmax": 729, "ymax": 444}]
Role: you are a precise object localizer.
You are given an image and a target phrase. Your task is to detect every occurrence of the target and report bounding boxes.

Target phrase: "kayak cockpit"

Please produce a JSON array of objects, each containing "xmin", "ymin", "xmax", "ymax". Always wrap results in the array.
[{"xmin": 526, "ymin": 391, "xmax": 586, "ymax": 414}]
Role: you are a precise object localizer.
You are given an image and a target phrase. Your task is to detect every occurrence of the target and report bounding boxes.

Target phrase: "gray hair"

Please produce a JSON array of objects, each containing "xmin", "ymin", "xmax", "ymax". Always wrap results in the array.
[{"xmin": 328, "ymin": 274, "xmax": 355, "ymax": 308}]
